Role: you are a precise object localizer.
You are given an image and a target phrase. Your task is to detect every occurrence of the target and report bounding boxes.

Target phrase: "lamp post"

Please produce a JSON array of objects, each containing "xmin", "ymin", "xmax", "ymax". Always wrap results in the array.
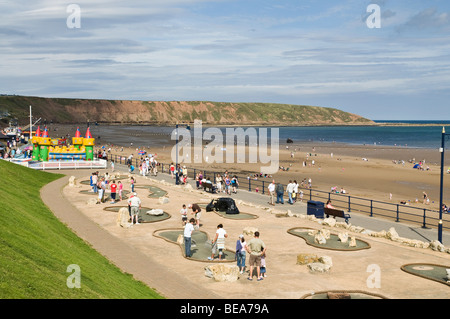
[
  {"xmin": 439, "ymin": 127, "xmax": 450, "ymax": 244},
  {"xmin": 175, "ymin": 123, "xmax": 191, "ymax": 185}
]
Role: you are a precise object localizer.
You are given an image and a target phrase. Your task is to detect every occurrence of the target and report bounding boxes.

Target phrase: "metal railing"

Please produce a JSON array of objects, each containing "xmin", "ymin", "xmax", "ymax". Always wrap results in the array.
[{"xmin": 106, "ymin": 153, "xmax": 448, "ymax": 231}]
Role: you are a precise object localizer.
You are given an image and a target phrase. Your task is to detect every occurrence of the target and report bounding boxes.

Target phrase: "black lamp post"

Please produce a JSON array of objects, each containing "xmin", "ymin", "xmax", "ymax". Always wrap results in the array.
[
  {"xmin": 439, "ymin": 127, "xmax": 450, "ymax": 244},
  {"xmin": 175, "ymin": 123, "xmax": 190, "ymax": 185}
]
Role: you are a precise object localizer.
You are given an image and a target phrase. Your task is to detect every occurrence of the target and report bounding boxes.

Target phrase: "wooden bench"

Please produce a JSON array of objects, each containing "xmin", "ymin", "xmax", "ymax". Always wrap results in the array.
[
  {"xmin": 324, "ymin": 207, "xmax": 351, "ymax": 224},
  {"xmin": 202, "ymin": 182, "xmax": 216, "ymax": 193}
]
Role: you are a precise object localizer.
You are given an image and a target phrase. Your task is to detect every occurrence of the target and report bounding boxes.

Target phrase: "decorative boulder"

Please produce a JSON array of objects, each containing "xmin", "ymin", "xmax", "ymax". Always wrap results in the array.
[
  {"xmin": 349, "ymin": 237, "xmax": 357, "ymax": 247},
  {"xmin": 116, "ymin": 207, "xmax": 131, "ymax": 228},
  {"xmin": 68, "ymin": 176, "xmax": 80, "ymax": 188},
  {"xmin": 307, "ymin": 262, "xmax": 331, "ymax": 273},
  {"xmin": 338, "ymin": 232, "xmax": 349, "ymax": 243},
  {"xmin": 429, "ymin": 240, "xmax": 445, "ymax": 252},
  {"xmin": 297, "ymin": 254, "xmax": 319, "ymax": 265},
  {"xmin": 322, "ymin": 217, "xmax": 336, "ymax": 227},
  {"xmin": 314, "ymin": 233, "xmax": 327, "ymax": 245},
  {"xmin": 146, "ymin": 209, "xmax": 164, "ymax": 216},
  {"xmin": 204, "ymin": 264, "xmax": 240, "ymax": 282}
]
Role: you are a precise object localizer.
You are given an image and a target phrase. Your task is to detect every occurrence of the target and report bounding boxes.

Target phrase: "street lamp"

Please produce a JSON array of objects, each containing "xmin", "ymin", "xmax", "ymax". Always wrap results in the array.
[
  {"xmin": 439, "ymin": 126, "xmax": 450, "ymax": 244},
  {"xmin": 175, "ymin": 123, "xmax": 190, "ymax": 185}
]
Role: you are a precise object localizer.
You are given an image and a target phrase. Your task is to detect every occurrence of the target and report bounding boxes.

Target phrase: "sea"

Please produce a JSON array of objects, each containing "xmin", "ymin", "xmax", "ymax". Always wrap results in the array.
[{"xmin": 90, "ymin": 120, "xmax": 450, "ymax": 150}]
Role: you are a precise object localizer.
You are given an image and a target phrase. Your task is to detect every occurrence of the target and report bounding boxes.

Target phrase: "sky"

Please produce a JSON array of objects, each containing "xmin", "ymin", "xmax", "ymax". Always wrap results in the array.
[{"xmin": 1, "ymin": 0, "xmax": 450, "ymax": 120}]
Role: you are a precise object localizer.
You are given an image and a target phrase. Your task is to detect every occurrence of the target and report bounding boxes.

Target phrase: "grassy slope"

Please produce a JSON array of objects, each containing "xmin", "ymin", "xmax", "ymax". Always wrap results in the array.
[{"xmin": 0, "ymin": 160, "xmax": 163, "ymax": 299}]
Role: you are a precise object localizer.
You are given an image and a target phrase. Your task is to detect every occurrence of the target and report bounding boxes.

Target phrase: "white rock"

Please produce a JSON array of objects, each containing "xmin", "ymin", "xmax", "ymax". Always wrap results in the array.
[
  {"xmin": 322, "ymin": 217, "xmax": 336, "ymax": 227},
  {"xmin": 338, "ymin": 232, "xmax": 349, "ymax": 243},
  {"xmin": 319, "ymin": 256, "xmax": 333, "ymax": 267},
  {"xmin": 307, "ymin": 262, "xmax": 331, "ymax": 273},
  {"xmin": 116, "ymin": 207, "xmax": 132, "ymax": 228},
  {"xmin": 204, "ymin": 264, "xmax": 240, "ymax": 282},
  {"xmin": 429, "ymin": 240, "xmax": 445, "ymax": 252},
  {"xmin": 349, "ymin": 237, "xmax": 357, "ymax": 247},
  {"xmin": 314, "ymin": 233, "xmax": 327, "ymax": 245},
  {"xmin": 146, "ymin": 209, "xmax": 164, "ymax": 216}
]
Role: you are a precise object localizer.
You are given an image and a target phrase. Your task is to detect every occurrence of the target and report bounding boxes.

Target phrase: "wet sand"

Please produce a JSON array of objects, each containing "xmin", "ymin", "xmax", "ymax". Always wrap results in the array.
[{"xmin": 49, "ymin": 123, "xmax": 450, "ymax": 211}]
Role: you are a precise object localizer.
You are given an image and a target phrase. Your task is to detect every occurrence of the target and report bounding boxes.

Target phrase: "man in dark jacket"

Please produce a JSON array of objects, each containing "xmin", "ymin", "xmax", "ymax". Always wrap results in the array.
[{"xmin": 275, "ymin": 183, "xmax": 284, "ymax": 204}]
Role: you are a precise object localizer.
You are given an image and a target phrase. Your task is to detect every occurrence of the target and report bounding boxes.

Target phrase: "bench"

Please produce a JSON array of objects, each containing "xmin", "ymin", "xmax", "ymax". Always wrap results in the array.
[
  {"xmin": 324, "ymin": 207, "xmax": 351, "ymax": 224},
  {"xmin": 202, "ymin": 182, "xmax": 216, "ymax": 193}
]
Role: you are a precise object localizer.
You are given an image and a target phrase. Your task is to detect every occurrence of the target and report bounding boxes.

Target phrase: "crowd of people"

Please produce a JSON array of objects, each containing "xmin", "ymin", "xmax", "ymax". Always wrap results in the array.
[{"xmin": 181, "ymin": 207, "xmax": 267, "ymax": 281}]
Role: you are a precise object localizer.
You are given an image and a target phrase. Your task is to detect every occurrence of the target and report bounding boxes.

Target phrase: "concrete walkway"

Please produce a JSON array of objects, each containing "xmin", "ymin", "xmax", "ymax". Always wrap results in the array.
[{"xmin": 40, "ymin": 171, "xmax": 220, "ymax": 299}]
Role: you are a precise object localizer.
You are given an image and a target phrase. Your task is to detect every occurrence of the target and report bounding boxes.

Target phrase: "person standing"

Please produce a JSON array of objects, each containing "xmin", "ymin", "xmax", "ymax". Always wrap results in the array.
[
  {"xmin": 180, "ymin": 204, "xmax": 188, "ymax": 226},
  {"xmin": 118, "ymin": 180, "xmax": 123, "ymax": 201},
  {"xmin": 236, "ymin": 234, "xmax": 247, "ymax": 274},
  {"xmin": 92, "ymin": 172, "xmax": 98, "ymax": 193},
  {"xmin": 211, "ymin": 224, "xmax": 228, "ymax": 261},
  {"xmin": 127, "ymin": 192, "xmax": 141, "ymax": 225},
  {"xmin": 293, "ymin": 180, "xmax": 299, "ymax": 203},
  {"xmin": 267, "ymin": 180, "xmax": 275, "ymax": 206},
  {"xmin": 286, "ymin": 180, "xmax": 294, "ymax": 205},
  {"xmin": 246, "ymin": 231, "xmax": 266, "ymax": 281},
  {"xmin": 130, "ymin": 176, "xmax": 135, "ymax": 193},
  {"xmin": 275, "ymin": 182, "xmax": 284, "ymax": 204},
  {"xmin": 184, "ymin": 218, "xmax": 196, "ymax": 258},
  {"xmin": 188, "ymin": 203, "xmax": 202, "ymax": 229},
  {"xmin": 109, "ymin": 180, "xmax": 117, "ymax": 204}
]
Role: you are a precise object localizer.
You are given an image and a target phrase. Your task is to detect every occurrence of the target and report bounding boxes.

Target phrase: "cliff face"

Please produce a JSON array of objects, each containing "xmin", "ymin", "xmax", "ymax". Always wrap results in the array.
[{"xmin": 0, "ymin": 95, "xmax": 373, "ymax": 125}]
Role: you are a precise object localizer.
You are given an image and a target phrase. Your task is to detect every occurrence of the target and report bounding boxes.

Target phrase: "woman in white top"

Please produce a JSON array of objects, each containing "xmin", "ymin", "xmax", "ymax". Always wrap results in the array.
[{"xmin": 211, "ymin": 224, "xmax": 228, "ymax": 261}]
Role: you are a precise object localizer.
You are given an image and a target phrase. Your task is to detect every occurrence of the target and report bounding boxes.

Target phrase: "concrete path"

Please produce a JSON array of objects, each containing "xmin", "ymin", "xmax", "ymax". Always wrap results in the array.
[{"xmin": 40, "ymin": 171, "xmax": 220, "ymax": 299}]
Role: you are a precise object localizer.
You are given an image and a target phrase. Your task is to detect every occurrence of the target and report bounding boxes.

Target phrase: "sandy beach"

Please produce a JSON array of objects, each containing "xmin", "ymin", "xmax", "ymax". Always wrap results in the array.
[{"xmin": 49, "ymin": 123, "xmax": 450, "ymax": 212}]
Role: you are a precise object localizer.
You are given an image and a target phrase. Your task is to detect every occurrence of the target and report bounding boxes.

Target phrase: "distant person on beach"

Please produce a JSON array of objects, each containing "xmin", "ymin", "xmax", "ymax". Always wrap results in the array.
[
  {"xmin": 246, "ymin": 231, "xmax": 266, "ymax": 281},
  {"xmin": 184, "ymin": 218, "xmax": 196, "ymax": 258}
]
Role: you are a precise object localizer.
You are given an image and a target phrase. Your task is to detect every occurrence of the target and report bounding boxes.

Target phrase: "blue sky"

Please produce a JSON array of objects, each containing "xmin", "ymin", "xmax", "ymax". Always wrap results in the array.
[{"xmin": 1, "ymin": 0, "xmax": 450, "ymax": 120}]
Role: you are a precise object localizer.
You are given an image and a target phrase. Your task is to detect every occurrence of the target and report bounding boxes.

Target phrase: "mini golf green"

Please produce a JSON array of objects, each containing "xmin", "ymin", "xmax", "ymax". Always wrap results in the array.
[
  {"xmin": 288, "ymin": 227, "xmax": 371, "ymax": 251},
  {"xmin": 135, "ymin": 185, "xmax": 168, "ymax": 198},
  {"xmin": 103, "ymin": 206, "xmax": 171, "ymax": 223},
  {"xmin": 153, "ymin": 229, "xmax": 236, "ymax": 262},
  {"xmin": 401, "ymin": 263, "xmax": 450, "ymax": 286}
]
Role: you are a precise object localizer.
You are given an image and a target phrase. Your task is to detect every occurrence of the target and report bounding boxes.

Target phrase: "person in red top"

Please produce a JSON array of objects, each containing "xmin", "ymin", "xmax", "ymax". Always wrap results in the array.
[{"xmin": 110, "ymin": 180, "xmax": 117, "ymax": 204}]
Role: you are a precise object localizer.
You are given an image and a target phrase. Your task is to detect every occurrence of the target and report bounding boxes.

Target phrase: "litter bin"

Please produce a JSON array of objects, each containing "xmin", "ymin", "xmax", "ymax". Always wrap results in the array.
[{"xmin": 307, "ymin": 200, "xmax": 324, "ymax": 219}]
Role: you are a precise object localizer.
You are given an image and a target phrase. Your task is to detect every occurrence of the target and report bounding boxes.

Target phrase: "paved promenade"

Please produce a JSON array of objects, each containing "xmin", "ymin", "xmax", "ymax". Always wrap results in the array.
[{"xmin": 40, "ymin": 163, "xmax": 450, "ymax": 299}]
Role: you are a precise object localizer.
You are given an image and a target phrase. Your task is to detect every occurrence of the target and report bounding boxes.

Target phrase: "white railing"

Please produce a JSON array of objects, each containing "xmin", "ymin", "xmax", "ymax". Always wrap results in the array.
[{"xmin": 2, "ymin": 158, "xmax": 107, "ymax": 170}]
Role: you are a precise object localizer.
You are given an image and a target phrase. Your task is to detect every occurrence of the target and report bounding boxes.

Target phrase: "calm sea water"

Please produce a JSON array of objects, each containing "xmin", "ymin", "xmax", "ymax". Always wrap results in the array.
[{"xmin": 91, "ymin": 121, "xmax": 450, "ymax": 150}]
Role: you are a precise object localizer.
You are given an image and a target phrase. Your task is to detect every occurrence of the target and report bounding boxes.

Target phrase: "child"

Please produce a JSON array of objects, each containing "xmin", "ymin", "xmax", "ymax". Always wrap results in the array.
[
  {"xmin": 118, "ymin": 181, "xmax": 123, "ymax": 201},
  {"xmin": 180, "ymin": 204, "xmax": 188, "ymax": 226},
  {"xmin": 259, "ymin": 249, "xmax": 267, "ymax": 279}
]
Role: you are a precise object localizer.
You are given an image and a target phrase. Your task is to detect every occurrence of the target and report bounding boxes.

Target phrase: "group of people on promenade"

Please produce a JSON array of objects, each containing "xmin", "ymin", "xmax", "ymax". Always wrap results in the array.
[
  {"xmin": 182, "ymin": 209, "xmax": 267, "ymax": 281},
  {"xmin": 267, "ymin": 179, "xmax": 304, "ymax": 205}
]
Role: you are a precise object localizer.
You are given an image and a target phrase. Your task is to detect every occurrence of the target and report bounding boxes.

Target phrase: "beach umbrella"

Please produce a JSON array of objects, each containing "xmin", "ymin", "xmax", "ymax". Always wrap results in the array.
[
  {"xmin": 138, "ymin": 150, "xmax": 145, "ymax": 155},
  {"xmin": 413, "ymin": 164, "xmax": 420, "ymax": 169}
]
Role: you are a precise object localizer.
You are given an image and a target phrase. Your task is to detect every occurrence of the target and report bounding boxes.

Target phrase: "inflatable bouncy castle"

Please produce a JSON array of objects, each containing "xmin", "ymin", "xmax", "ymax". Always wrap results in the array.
[{"xmin": 32, "ymin": 126, "xmax": 95, "ymax": 161}]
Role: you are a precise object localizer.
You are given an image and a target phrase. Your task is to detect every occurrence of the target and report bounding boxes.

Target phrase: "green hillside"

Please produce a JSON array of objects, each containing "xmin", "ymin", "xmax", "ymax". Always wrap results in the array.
[
  {"xmin": 0, "ymin": 95, "xmax": 373, "ymax": 125},
  {"xmin": 0, "ymin": 160, "xmax": 163, "ymax": 299}
]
